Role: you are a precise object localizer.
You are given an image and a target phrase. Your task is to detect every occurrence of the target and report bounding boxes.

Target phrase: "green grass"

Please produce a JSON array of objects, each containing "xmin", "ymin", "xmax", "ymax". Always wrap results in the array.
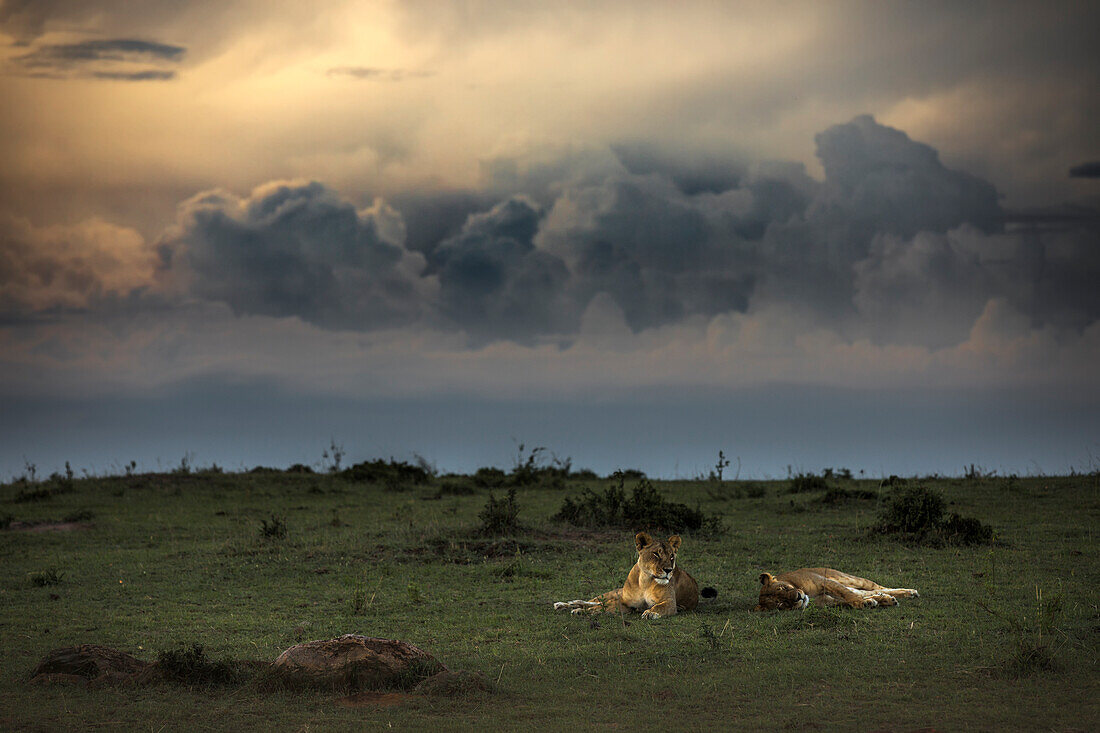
[{"xmin": 1, "ymin": 469, "xmax": 1098, "ymax": 730}]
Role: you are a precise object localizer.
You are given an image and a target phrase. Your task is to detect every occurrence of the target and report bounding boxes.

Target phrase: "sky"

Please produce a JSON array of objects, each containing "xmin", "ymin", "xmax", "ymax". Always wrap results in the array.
[{"xmin": 1, "ymin": 1, "xmax": 1098, "ymax": 479}]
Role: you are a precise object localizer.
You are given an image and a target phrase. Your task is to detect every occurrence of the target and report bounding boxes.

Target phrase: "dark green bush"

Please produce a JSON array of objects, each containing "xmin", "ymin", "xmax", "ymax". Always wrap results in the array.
[
  {"xmin": 942, "ymin": 512, "xmax": 994, "ymax": 545},
  {"xmin": 260, "ymin": 515, "xmax": 287, "ymax": 539},
  {"xmin": 554, "ymin": 473, "xmax": 724, "ymax": 535},
  {"xmin": 342, "ymin": 459, "xmax": 430, "ymax": 487},
  {"xmin": 788, "ymin": 472, "xmax": 828, "ymax": 494},
  {"xmin": 818, "ymin": 486, "xmax": 877, "ymax": 505},
  {"xmin": 478, "ymin": 488, "xmax": 521, "ymax": 536},
  {"xmin": 472, "ymin": 467, "xmax": 506, "ymax": 488},
  {"xmin": 875, "ymin": 485, "xmax": 994, "ymax": 545},
  {"xmin": 878, "ymin": 486, "xmax": 945, "ymax": 533},
  {"xmin": 157, "ymin": 644, "xmax": 240, "ymax": 686}
]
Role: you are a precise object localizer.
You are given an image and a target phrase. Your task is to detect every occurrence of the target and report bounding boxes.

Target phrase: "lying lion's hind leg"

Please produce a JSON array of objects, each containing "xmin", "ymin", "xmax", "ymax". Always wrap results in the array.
[
  {"xmin": 553, "ymin": 588, "xmax": 623, "ymax": 614},
  {"xmin": 876, "ymin": 587, "xmax": 919, "ymax": 600}
]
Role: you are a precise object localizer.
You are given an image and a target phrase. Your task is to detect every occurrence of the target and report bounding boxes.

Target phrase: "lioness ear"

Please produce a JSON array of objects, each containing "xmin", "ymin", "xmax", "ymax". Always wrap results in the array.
[
  {"xmin": 634, "ymin": 532, "xmax": 652, "ymax": 551},
  {"xmin": 667, "ymin": 535, "xmax": 682, "ymax": 550},
  {"xmin": 759, "ymin": 573, "xmax": 774, "ymax": 585}
]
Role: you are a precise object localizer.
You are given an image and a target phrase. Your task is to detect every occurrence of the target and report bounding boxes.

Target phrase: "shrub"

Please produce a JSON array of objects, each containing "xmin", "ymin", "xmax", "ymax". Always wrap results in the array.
[
  {"xmin": 818, "ymin": 486, "xmax": 877, "ymax": 505},
  {"xmin": 472, "ymin": 467, "xmax": 506, "ymax": 488},
  {"xmin": 435, "ymin": 480, "xmax": 477, "ymax": 497},
  {"xmin": 260, "ymin": 515, "xmax": 288, "ymax": 539},
  {"xmin": 874, "ymin": 485, "xmax": 994, "ymax": 545},
  {"xmin": 157, "ymin": 644, "xmax": 240, "ymax": 686},
  {"xmin": 787, "ymin": 472, "xmax": 828, "ymax": 494},
  {"xmin": 478, "ymin": 488, "xmax": 521, "ymax": 536},
  {"xmin": 942, "ymin": 512, "xmax": 994, "ymax": 545},
  {"xmin": 554, "ymin": 473, "xmax": 724, "ymax": 536},
  {"xmin": 878, "ymin": 486, "xmax": 945, "ymax": 533},
  {"xmin": 342, "ymin": 459, "xmax": 430, "ymax": 487}
]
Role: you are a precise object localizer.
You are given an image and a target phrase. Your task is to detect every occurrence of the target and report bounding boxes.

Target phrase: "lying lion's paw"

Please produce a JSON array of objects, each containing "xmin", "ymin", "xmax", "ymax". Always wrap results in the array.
[
  {"xmin": 878, "ymin": 595, "xmax": 899, "ymax": 606},
  {"xmin": 863, "ymin": 598, "xmax": 878, "ymax": 608},
  {"xmin": 641, "ymin": 609, "xmax": 661, "ymax": 619}
]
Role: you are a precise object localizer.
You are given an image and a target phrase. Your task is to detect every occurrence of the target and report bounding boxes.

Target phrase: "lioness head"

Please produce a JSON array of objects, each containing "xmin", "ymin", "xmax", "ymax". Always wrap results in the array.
[
  {"xmin": 634, "ymin": 532, "xmax": 680, "ymax": 586},
  {"xmin": 754, "ymin": 573, "xmax": 811, "ymax": 611}
]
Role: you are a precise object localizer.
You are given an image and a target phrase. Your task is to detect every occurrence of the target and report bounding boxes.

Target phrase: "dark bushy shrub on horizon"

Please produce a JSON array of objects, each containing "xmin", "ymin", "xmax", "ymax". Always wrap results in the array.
[{"xmin": 554, "ymin": 473, "xmax": 724, "ymax": 536}]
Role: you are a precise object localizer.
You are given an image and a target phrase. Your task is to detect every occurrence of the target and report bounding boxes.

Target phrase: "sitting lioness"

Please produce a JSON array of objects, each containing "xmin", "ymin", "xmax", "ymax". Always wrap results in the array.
[
  {"xmin": 755, "ymin": 568, "xmax": 919, "ymax": 611},
  {"xmin": 554, "ymin": 532, "xmax": 715, "ymax": 619}
]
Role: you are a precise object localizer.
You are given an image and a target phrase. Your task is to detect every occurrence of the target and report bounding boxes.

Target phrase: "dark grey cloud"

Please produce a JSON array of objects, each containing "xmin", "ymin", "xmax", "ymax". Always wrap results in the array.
[
  {"xmin": 14, "ymin": 115, "xmax": 1093, "ymax": 349},
  {"xmin": 9, "ymin": 37, "xmax": 184, "ymax": 80},
  {"xmin": 433, "ymin": 197, "xmax": 574, "ymax": 340},
  {"xmin": 326, "ymin": 66, "xmax": 433, "ymax": 82},
  {"xmin": 167, "ymin": 181, "xmax": 429, "ymax": 330},
  {"xmin": 1069, "ymin": 162, "xmax": 1100, "ymax": 179}
]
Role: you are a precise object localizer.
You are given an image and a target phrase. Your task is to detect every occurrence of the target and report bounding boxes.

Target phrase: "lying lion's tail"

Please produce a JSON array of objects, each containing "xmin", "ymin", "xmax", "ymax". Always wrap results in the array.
[{"xmin": 700, "ymin": 586, "xmax": 718, "ymax": 602}]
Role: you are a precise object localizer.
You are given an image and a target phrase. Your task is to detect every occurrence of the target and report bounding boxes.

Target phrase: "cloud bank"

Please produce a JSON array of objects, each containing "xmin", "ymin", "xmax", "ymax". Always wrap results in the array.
[{"xmin": 2, "ymin": 116, "xmax": 1098, "ymax": 401}]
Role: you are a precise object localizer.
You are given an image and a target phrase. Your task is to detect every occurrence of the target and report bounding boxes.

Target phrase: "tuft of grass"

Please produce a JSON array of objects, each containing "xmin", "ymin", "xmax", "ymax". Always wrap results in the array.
[{"xmin": 29, "ymin": 568, "xmax": 64, "ymax": 586}]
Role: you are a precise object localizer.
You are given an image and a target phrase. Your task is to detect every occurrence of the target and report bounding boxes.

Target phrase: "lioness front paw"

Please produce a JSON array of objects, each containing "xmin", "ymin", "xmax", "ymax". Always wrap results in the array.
[
  {"xmin": 641, "ymin": 608, "xmax": 662, "ymax": 619},
  {"xmin": 862, "ymin": 598, "xmax": 878, "ymax": 608}
]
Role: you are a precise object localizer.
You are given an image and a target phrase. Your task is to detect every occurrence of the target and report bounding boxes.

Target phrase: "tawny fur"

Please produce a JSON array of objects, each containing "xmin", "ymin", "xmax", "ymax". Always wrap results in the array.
[
  {"xmin": 554, "ymin": 532, "xmax": 701, "ymax": 619},
  {"xmin": 755, "ymin": 568, "xmax": 919, "ymax": 611}
]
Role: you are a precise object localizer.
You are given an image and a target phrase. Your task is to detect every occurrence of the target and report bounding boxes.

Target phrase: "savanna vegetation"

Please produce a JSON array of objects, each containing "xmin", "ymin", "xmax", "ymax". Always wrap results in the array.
[{"xmin": 1, "ymin": 453, "xmax": 1097, "ymax": 730}]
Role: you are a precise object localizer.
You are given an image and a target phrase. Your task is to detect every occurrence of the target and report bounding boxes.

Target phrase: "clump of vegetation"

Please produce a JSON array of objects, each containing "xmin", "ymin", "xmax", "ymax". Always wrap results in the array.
[
  {"xmin": 260, "ymin": 515, "xmax": 288, "ymax": 539},
  {"xmin": 616, "ymin": 469, "xmax": 647, "ymax": 480},
  {"xmin": 286, "ymin": 463, "xmax": 314, "ymax": 474},
  {"xmin": 874, "ymin": 485, "xmax": 993, "ymax": 545},
  {"xmin": 63, "ymin": 509, "xmax": 95, "ymax": 522},
  {"xmin": 157, "ymin": 644, "xmax": 240, "ymax": 686},
  {"xmin": 0, "ymin": 513, "xmax": 12, "ymax": 530},
  {"xmin": 434, "ymin": 480, "xmax": 477, "ymax": 497},
  {"xmin": 472, "ymin": 467, "xmax": 506, "ymax": 488},
  {"xmin": 508, "ymin": 444, "xmax": 572, "ymax": 488},
  {"xmin": 818, "ymin": 486, "xmax": 877, "ymax": 505},
  {"xmin": 554, "ymin": 473, "xmax": 724, "ymax": 535},
  {"xmin": 787, "ymin": 472, "xmax": 828, "ymax": 494},
  {"xmin": 478, "ymin": 488, "xmax": 521, "ymax": 535},
  {"xmin": 342, "ymin": 459, "xmax": 431, "ymax": 488},
  {"xmin": 29, "ymin": 568, "xmax": 64, "ymax": 587},
  {"xmin": 879, "ymin": 475, "xmax": 908, "ymax": 488}
]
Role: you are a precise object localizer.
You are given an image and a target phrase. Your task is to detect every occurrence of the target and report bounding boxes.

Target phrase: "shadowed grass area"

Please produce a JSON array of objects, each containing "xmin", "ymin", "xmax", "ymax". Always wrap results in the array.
[{"xmin": 0, "ymin": 468, "xmax": 1097, "ymax": 729}]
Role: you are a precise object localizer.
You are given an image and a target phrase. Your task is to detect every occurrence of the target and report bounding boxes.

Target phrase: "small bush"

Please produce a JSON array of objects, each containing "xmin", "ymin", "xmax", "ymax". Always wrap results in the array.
[
  {"xmin": 260, "ymin": 515, "xmax": 288, "ymax": 539},
  {"xmin": 745, "ymin": 484, "xmax": 767, "ymax": 498},
  {"xmin": 787, "ymin": 472, "xmax": 828, "ymax": 494},
  {"xmin": 875, "ymin": 486, "xmax": 994, "ymax": 545},
  {"xmin": 29, "ymin": 568, "xmax": 64, "ymax": 586},
  {"xmin": 157, "ymin": 644, "xmax": 240, "ymax": 686},
  {"xmin": 818, "ymin": 486, "xmax": 877, "ymax": 505},
  {"xmin": 342, "ymin": 459, "xmax": 430, "ymax": 487},
  {"xmin": 571, "ymin": 469, "xmax": 600, "ymax": 481},
  {"xmin": 436, "ymin": 480, "xmax": 477, "ymax": 497},
  {"xmin": 478, "ymin": 488, "xmax": 521, "ymax": 536},
  {"xmin": 286, "ymin": 463, "xmax": 314, "ymax": 474},
  {"xmin": 472, "ymin": 467, "xmax": 506, "ymax": 488},
  {"xmin": 554, "ymin": 473, "xmax": 724, "ymax": 536},
  {"xmin": 942, "ymin": 512, "xmax": 994, "ymax": 544},
  {"xmin": 878, "ymin": 486, "xmax": 945, "ymax": 533}
]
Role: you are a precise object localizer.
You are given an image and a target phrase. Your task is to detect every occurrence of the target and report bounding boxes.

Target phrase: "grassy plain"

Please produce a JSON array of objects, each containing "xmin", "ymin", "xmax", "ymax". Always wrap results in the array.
[{"xmin": 1, "ymin": 466, "xmax": 1097, "ymax": 731}]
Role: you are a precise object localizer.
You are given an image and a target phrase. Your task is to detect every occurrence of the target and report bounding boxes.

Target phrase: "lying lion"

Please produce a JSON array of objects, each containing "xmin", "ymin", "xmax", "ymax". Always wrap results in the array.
[
  {"xmin": 755, "ymin": 568, "xmax": 919, "ymax": 611},
  {"xmin": 554, "ymin": 532, "xmax": 715, "ymax": 619}
]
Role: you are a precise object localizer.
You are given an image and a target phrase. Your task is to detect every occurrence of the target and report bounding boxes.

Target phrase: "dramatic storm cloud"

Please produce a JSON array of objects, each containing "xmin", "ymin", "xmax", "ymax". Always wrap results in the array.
[{"xmin": 165, "ymin": 180, "xmax": 431, "ymax": 330}]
